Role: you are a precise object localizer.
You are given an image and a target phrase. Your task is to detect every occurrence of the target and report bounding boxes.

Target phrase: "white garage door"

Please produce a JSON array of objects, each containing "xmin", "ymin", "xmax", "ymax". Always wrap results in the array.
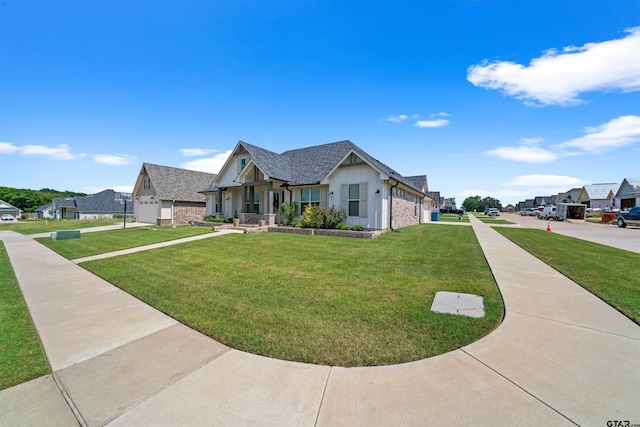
[{"xmin": 136, "ymin": 201, "xmax": 158, "ymax": 224}]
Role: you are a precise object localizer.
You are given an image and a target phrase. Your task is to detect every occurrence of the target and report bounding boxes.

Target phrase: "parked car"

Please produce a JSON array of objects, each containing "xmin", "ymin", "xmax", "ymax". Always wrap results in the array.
[
  {"xmin": 487, "ymin": 208, "xmax": 500, "ymax": 217},
  {"xmin": 538, "ymin": 206, "xmax": 557, "ymax": 220},
  {"xmin": 615, "ymin": 207, "xmax": 640, "ymax": 228},
  {"xmin": 521, "ymin": 208, "xmax": 536, "ymax": 216},
  {"xmin": 1, "ymin": 214, "xmax": 14, "ymax": 221}
]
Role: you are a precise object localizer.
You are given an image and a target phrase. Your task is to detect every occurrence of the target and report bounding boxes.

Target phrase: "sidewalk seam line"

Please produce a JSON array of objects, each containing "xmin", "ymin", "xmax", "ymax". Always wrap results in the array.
[
  {"xmin": 314, "ymin": 366, "xmax": 332, "ymax": 427},
  {"xmin": 53, "ymin": 373, "xmax": 88, "ymax": 427},
  {"xmin": 460, "ymin": 349, "xmax": 580, "ymax": 426},
  {"xmin": 508, "ymin": 310, "xmax": 640, "ymax": 341}
]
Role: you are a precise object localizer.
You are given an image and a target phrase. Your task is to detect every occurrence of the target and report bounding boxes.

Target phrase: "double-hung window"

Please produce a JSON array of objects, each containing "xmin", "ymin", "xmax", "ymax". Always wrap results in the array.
[
  {"xmin": 341, "ymin": 183, "xmax": 368, "ymax": 217},
  {"xmin": 301, "ymin": 187, "xmax": 321, "ymax": 212}
]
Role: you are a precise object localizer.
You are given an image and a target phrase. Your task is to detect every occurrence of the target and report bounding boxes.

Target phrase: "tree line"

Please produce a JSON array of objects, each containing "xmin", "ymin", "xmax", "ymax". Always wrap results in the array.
[
  {"xmin": 462, "ymin": 195, "xmax": 503, "ymax": 212},
  {"xmin": 0, "ymin": 186, "xmax": 87, "ymax": 212}
]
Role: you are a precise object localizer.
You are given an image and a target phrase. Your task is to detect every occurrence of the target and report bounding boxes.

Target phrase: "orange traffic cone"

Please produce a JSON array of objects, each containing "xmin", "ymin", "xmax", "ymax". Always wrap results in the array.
[{"xmin": 546, "ymin": 222, "xmax": 552, "ymax": 232}]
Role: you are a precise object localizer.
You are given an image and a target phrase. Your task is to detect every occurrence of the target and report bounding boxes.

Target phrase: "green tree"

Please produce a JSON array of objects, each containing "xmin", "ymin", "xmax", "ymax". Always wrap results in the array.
[
  {"xmin": 479, "ymin": 197, "xmax": 503, "ymax": 211},
  {"xmin": 462, "ymin": 196, "xmax": 481, "ymax": 212}
]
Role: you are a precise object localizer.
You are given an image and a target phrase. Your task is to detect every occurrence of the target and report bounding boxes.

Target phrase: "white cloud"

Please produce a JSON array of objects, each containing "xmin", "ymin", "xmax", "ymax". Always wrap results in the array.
[
  {"xmin": 93, "ymin": 154, "xmax": 137, "ymax": 166},
  {"xmin": 179, "ymin": 148, "xmax": 219, "ymax": 157},
  {"xmin": 414, "ymin": 119, "xmax": 450, "ymax": 128},
  {"xmin": 0, "ymin": 142, "xmax": 86, "ymax": 160},
  {"xmin": 180, "ymin": 150, "xmax": 232, "ymax": 174},
  {"xmin": 486, "ymin": 138, "xmax": 558, "ymax": 163},
  {"xmin": 387, "ymin": 114, "xmax": 408, "ymax": 123},
  {"xmin": 429, "ymin": 112, "xmax": 450, "ymax": 118},
  {"xmin": 554, "ymin": 115, "xmax": 640, "ymax": 154},
  {"xmin": 467, "ymin": 27, "xmax": 640, "ymax": 106},
  {"xmin": 503, "ymin": 174, "xmax": 587, "ymax": 189}
]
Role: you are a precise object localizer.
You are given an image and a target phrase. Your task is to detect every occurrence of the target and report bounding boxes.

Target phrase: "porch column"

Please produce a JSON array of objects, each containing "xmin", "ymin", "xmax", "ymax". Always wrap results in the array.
[
  {"xmin": 248, "ymin": 186, "xmax": 255, "ymax": 213},
  {"xmin": 242, "ymin": 185, "xmax": 247, "ymax": 214},
  {"xmin": 267, "ymin": 182, "xmax": 274, "ymax": 215}
]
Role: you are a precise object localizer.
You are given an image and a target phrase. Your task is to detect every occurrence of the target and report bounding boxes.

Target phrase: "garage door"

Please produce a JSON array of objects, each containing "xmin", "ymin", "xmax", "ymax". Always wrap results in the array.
[{"xmin": 136, "ymin": 201, "xmax": 158, "ymax": 224}]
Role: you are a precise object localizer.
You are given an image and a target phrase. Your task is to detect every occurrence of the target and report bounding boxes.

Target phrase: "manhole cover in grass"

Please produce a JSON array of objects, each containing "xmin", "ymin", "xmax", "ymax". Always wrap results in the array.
[{"xmin": 431, "ymin": 291, "xmax": 485, "ymax": 318}]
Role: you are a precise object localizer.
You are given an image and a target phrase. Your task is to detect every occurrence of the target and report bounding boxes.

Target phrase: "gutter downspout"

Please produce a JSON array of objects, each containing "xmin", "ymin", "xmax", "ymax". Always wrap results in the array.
[{"xmin": 390, "ymin": 178, "xmax": 399, "ymax": 231}]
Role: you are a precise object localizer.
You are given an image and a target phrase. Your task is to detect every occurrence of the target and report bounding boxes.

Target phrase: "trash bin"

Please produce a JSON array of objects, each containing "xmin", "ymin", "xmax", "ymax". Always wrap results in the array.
[{"xmin": 431, "ymin": 212, "xmax": 439, "ymax": 222}]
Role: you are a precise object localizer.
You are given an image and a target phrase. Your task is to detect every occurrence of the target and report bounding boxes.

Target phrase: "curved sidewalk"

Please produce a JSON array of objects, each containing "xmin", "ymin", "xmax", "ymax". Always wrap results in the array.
[{"xmin": 1, "ymin": 219, "xmax": 639, "ymax": 426}]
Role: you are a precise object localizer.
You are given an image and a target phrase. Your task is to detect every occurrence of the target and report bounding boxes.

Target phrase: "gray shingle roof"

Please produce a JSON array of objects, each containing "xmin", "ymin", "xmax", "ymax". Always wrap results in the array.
[
  {"xmin": 581, "ymin": 183, "xmax": 618, "ymax": 200},
  {"xmin": 52, "ymin": 190, "xmax": 134, "ymax": 214},
  {"xmin": 223, "ymin": 140, "xmax": 426, "ymax": 195},
  {"xmin": 143, "ymin": 163, "xmax": 216, "ymax": 202}
]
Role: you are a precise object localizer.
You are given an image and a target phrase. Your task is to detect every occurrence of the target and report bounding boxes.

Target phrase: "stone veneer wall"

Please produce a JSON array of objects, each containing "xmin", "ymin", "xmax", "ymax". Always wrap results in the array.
[{"xmin": 391, "ymin": 196, "xmax": 421, "ymax": 229}]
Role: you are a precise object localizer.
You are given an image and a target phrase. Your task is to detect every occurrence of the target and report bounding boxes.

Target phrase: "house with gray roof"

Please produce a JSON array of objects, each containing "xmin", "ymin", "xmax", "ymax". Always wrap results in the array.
[
  {"xmin": 200, "ymin": 140, "xmax": 432, "ymax": 230},
  {"xmin": 577, "ymin": 183, "xmax": 618, "ymax": 209},
  {"xmin": 0, "ymin": 199, "xmax": 21, "ymax": 219},
  {"xmin": 51, "ymin": 190, "xmax": 133, "ymax": 220},
  {"xmin": 133, "ymin": 163, "xmax": 216, "ymax": 225},
  {"xmin": 614, "ymin": 177, "xmax": 640, "ymax": 210},
  {"xmin": 555, "ymin": 188, "xmax": 582, "ymax": 204}
]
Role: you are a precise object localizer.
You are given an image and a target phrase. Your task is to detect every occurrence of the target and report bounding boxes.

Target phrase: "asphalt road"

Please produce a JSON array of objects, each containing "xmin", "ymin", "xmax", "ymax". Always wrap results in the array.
[{"xmin": 497, "ymin": 213, "xmax": 640, "ymax": 254}]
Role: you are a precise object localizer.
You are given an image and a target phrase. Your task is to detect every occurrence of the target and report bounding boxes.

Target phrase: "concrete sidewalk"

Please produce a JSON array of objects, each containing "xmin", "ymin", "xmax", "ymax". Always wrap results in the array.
[{"xmin": 1, "ymin": 218, "xmax": 639, "ymax": 426}]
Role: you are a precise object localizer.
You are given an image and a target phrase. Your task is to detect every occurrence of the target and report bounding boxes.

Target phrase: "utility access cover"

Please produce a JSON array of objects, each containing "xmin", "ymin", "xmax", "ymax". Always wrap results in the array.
[{"xmin": 431, "ymin": 291, "xmax": 485, "ymax": 318}]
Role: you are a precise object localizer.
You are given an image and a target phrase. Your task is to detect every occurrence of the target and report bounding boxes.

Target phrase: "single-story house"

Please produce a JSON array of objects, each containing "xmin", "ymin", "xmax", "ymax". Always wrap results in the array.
[
  {"xmin": 534, "ymin": 196, "xmax": 554, "ymax": 207},
  {"xmin": 0, "ymin": 199, "xmax": 21, "ymax": 219},
  {"xmin": 555, "ymin": 188, "xmax": 582, "ymax": 204},
  {"xmin": 504, "ymin": 204, "xmax": 515, "ymax": 212},
  {"xmin": 200, "ymin": 140, "xmax": 433, "ymax": 230},
  {"xmin": 133, "ymin": 163, "xmax": 216, "ymax": 225},
  {"xmin": 51, "ymin": 190, "xmax": 134, "ymax": 220},
  {"xmin": 34, "ymin": 203, "xmax": 52, "ymax": 219},
  {"xmin": 614, "ymin": 177, "xmax": 640, "ymax": 210},
  {"xmin": 577, "ymin": 183, "xmax": 618, "ymax": 209}
]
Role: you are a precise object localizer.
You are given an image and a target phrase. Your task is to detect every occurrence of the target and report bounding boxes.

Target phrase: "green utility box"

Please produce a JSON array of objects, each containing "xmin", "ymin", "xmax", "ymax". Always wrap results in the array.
[{"xmin": 51, "ymin": 230, "xmax": 81, "ymax": 240}]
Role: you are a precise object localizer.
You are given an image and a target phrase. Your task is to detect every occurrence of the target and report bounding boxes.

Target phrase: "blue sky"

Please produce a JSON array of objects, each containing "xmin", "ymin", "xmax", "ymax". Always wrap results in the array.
[{"xmin": 1, "ymin": 1, "xmax": 639, "ymax": 206}]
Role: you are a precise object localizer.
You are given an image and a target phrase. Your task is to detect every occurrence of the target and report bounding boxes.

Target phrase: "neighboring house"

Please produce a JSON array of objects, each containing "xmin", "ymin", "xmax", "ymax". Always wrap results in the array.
[
  {"xmin": 614, "ymin": 177, "xmax": 640, "ymax": 210},
  {"xmin": 577, "ymin": 183, "xmax": 618, "ymax": 209},
  {"xmin": 133, "ymin": 163, "xmax": 216, "ymax": 225},
  {"xmin": 51, "ymin": 190, "xmax": 134, "ymax": 220},
  {"xmin": 200, "ymin": 140, "xmax": 431, "ymax": 230},
  {"xmin": 427, "ymin": 191, "xmax": 441, "ymax": 211},
  {"xmin": 555, "ymin": 188, "xmax": 582, "ymax": 204},
  {"xmin": 0, "ymin": 199, "xmax": 21, "ymax": 219},
  {"xmin": 504, "ymin": 204, "xmax": 515, "ymax": 212},
  {"xmin": 34, "ymin": 203, "xmax": 52, "ymax": 219},
  {"xmin": 524, "ymin": 199, "xmax": 535, "ymax": 209},
  {"xmin": 534, "ymin": 196, "xmax": 553, "ymax": 207}
]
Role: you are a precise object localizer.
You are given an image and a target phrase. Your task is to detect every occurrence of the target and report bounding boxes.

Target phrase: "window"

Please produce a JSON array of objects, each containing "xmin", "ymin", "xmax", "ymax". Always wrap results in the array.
[
  {"xmin": 301, "ymin": 187, "xmax": 321, "ymax": 212},
  {"xmin": 237, "ymin": 157, "xmax": 247, "ymax": 173},
  {"xmin": 341, "ymin": 183, "xmax": 367, "ymax": 217},
  {"xmin": 144, "ymin": 178, "xmax": 150, "ymax": 190},
  {"xmin": 348, "ymin": 184, "xmax": 359, "ymax": 216}
]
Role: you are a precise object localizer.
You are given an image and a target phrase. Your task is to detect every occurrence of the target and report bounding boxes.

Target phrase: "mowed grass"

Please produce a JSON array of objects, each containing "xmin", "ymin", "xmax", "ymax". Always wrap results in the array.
[
  {"xmin": 0, "ymin": 242, "xmax": 49, "ymax": 390},
  {"xmin": 438, "ymin": 213, "xmax": 470, "ymax": 223},
  {"xmin": 82, "ymin": 225, "xmax": 504, "ymax": 367},
  {"xmin": 1, "ymin": 218, "xmax": 124, "ymax": 235},
  {"xmin": 475, "ymin": 215, "xmax": 513, "ymax": 225},
  {"xmin": 36, "ymin": 225, "xmax": 214, "ymax": 259},
  {"xmin": 496, "ymin": 227, "xmax": 640, "ymax": 324}
]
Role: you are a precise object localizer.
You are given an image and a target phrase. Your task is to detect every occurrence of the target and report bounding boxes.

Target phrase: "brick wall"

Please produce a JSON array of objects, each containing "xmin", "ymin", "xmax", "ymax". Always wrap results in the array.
[
  {"xmin": 391, "ymin": 196, "xmax": 421, "ymax": 229},
  {"xmin": 159, "ymin": 201, "xmax": 206, "ymax": 226}
]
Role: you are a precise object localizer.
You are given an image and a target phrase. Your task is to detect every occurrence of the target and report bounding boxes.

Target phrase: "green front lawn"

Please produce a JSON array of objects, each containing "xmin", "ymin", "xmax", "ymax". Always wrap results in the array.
[
  {"xmin": 0, "ymin": 218, "xmax": 125, "ymax": 235},
  {"xmin": 0, "ymin": 242, "xmax": 49, "ymax": 390},
  {"xmin": 438, "ymin": 213, "xmax": 470, "ymax": 222},
  {"xmin": 82, "ymin": 225, "xmax": 504, "ymax": 367},
  {"xmin": 496, "ymin": 228, "xmax": 640, "ymax": 324},
  {"xmin": 36, "ymin": 225, "xmax": 215, "ymax": 259},
  {"xmin": 475, "ymin": 216, "xmax": 514, "ymax": 225}
]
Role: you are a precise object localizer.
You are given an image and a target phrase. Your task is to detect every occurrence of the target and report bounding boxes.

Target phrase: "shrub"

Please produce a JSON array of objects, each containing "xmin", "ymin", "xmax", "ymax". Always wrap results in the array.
[
  {"xmin": 279, "ymin": 202, "xmax": 298, "ymax": 225},
  {"xmin": 289, "ymin": 218, "xmax": 302, "ymax": 228},
  {"xmin": 351, "ymin": 224, "xmax": 364, "ymax": 231},
  {"xmin": 336, "ymin": 223, "xmax": 350, "ymax": 230},
  {"xmin": 204, "ymin": 216, "xmax": 228, "ymax": 223},
  {"xmin": 301, "ymin": 205, "xmax": 346, "ymax": 229}
]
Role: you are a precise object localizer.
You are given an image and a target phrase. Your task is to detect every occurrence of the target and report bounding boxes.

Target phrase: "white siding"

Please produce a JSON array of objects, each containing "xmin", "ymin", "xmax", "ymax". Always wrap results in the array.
[{"xmin": 328, "ymin": 164, "xmax": 383, "ymax": 229}]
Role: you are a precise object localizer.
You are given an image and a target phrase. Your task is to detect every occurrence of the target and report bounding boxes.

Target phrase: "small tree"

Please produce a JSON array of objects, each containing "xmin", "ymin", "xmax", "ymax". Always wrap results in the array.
[{"xmin": 279, "ymin": 201, "xmax": 298, "ymax": 225}]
